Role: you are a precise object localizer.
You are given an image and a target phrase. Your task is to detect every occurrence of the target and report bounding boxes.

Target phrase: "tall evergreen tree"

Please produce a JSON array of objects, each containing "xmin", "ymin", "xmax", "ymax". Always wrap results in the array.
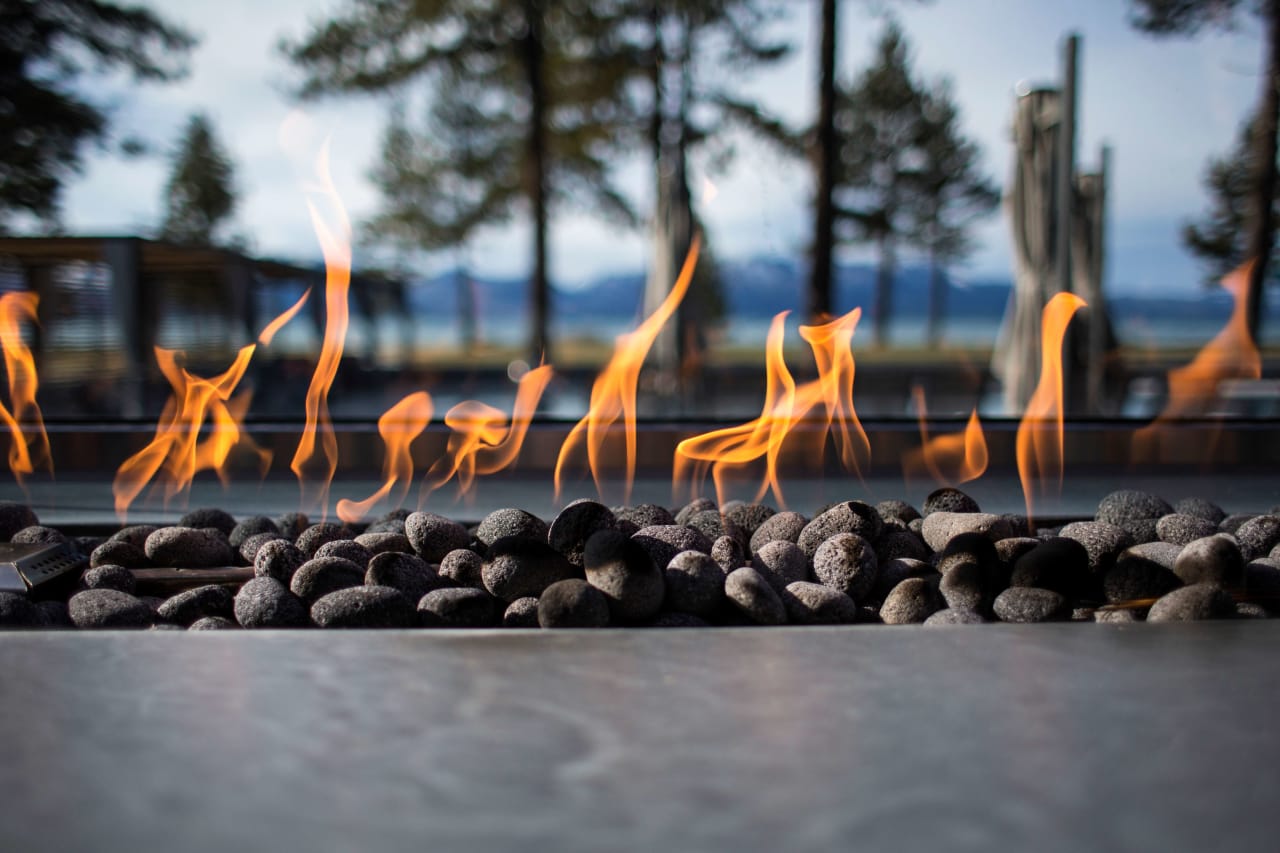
[
  {"xmin": 0, "ymin": 0, "xmax": 194, "ymax": 229},
  {"xmin": 1130, "ymin": 0, "xmax": 1280, "ymax": 339},
  {"xmin": 833, "ymin": 21, "xmax": 928, "ymax": 347},
  {"xmin": 283, "ymin": 0, "xmax": 638, "ymax": 364},
  {"xmin": 810, "ymin": 0, "xmax": 839, "ymax": 321},
  {"xmin": 1182, "ymin": 112, "xmax": 1280, "ymax": 284},
  {"xmin": 910, "ymin": 81, "xmax": 999, "ymax": 346},
  {"xmin": 160, "ymin": 113, "xmax": 238, "ymax": 246}
]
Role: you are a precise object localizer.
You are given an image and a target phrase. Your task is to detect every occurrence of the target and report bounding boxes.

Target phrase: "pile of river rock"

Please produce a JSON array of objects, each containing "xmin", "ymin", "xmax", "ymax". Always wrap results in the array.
[{"xmin": 0, "ymin": 487, "xmax": 1275, "ymax": 629}]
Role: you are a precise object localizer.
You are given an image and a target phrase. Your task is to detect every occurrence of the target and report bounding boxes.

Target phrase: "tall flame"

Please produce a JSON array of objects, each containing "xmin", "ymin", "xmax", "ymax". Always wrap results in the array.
[
  {"xmin": 290, "ymin": 140, "xmax": 352, "ymax": 514},
  {"xmin": 674, "ymin": 307, "xmax": 869, "ymax": 507},
  {"xmin": 903, "ymin": 387, "xmax": 988, "ymax": 486},
  {"xmin": 0, "ymin": 292, "xmax": 51, "ymax": 483},
  {"xmin": 335, "ymin": 391, "xmax": 434, "ymax": 523},
  {"xmin": 1016, "ymin": 292, "xmax": 1086, "ymax": 521},
  {"xmin": 425, "ymin": 364, "xmax": 553, "ymax": 503},
  {"xmin": 555, "ymin": 234, "xmax": 700, "ymax": 504}
]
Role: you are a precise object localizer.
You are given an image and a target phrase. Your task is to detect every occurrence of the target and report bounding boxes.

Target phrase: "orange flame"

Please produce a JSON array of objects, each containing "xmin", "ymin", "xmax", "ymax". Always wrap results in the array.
[
  {"xmin": 904, "ymin": 388, "xmax": 988, "ymax": 486},
  {"xmin": 1016, "ymin": 292, "xmax": 1086, "ymax": 521},
  {"xmin": 426, "ymin": 364, "xmax": 553, "ymax": 503},
  {"xmin": 290, "ymin": 140, "xmax": 351, "ymax": 514},
  {"xmin": 112, "ymin": 344, "xmax": 263, "ymax": 521},
  {"xmin": 674, "ymin": 308, "xmax": 869, "ymax": 507},
  {"xmin": 555, "ymin": 234, "xmax": 700, "ymax": 504},
  {"xmin": 335, "ymin": 391, "xmax": 434, "ymax": 523},
  {"xmin": 0, "ymin": 292, "xmax": 51, "ymax": 484}
]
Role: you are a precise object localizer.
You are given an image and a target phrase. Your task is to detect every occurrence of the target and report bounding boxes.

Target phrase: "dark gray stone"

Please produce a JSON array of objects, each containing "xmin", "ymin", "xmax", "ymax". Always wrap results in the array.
[
  {"xmin": 685, "ymin": 510, "xmax": 748, "ymax": 554},
  {"xmin": 253, "ymin": 539, "xmax": 307, "ymax": 584},
  {"xmin": 1104, "ymin": 546, "xmax": 1184, "ymax": 603},
  {"xmin": 144, "ymin": 526, "xmax": 233, "ymax": 569},
  {"xmin": 1235, "ymin": 602, "xmax": 1271, "ymax": 619},
  {"xmin": 924, "ymin": 608, "xmax": 985, "ymax": 626},
  {"xmin": 796, "ymin": 502, "xmax": 882, "ymax": 559},
  {"xmin": 647, "ymin": 611, "xmax": 712, "ymax": 628},
  {"xmin": 1010, "ymin": 538, "xmax": 1092, "ymax": 599},
  {"xmin": 1174, "ymin": 535, "xmax": 1244, "ymax": 587},
  {"xmin": 1219, "ymin": 513, "xmax": 1256, "ymax": 536},
  {"xmin": 1233, "ymin": 515, "xmax": 1280, "ymax": 562},
  {"xmin": 482, "ymin": 537, "xmax": 579, "ymax": 603},
  {"xmin": 752, "ymin": 539, "xmax": 810, "ymax": 592},
  {"xmin": 812, "ymin": 532, "xmax": 878, "ymax": 600},
  {"xmin": 228, "ymin": 516, "xmax": 280, "ymax": 549},
  {"xmin": 939, "ymin": 558, "xmax": 990, "ymax": 613},
  {"xmin": 748, "ymin": 511, "xmax": 808, "ymax": 559},
  {"xmin": 612, "ymin": 503, "xmax": 676, "ymax": 535},
  {"xmin": 189, "ymin": 616, "xmax": 237, "ymax": 630},
  {"xmin": 879, "ymin": 577, "xmax": 944, "ymax": 624},
  {"xmin": 872, "ymin": 558, "xmax": 938, "ymax": 604},
  {"xmin": 312, "ymin": 586, "xmax": 416, "ymax": 629},
  {"xmin": 1244, "ymin": 559, "xmax": 1280, "ymax": 612},
  {"xmin": 502, "ymin": 597, "xmax": 540, "ymax": 628},
  {"xmin": 294, "ymin": 523, "xmax": 348, "ymax": 559},
  {"xmin": 781, "ymin": 582, "xmax": 858, "ymax": 624},
  {"xmin": 178, "ymin": 508, "xmax": 237, "ymax": 536},
  {"xmin": 405, "ymin": 511, "xmax": 471, "ymax": 562},
  {"xmin": 476, "ymin": 508, "xmax": 548, "ymax": 548},
  {"xmin": 1147, "ymin": 584, "xmax": 1236, "ymax": 623},
  {"xmin": 353, "ymin": 531, "xmax": 413, "ymax": 556},
  {"xmin": 0, "ymin": 502, "xmax": 38, "ymax": 540},
  {"xmin": 238, "ymin": 532, "xmax": 284, "ymax": 564},
  {"xmin": 709, "ymin": 535, "xmax": 746, "ymax": 575},
  {"xmin": 674, "ymin": 498, "xmax": 717, "ymax": 526},
  {"xmin": 664, "ymin": 550, "xmax": 727, "ymax": 619},
  {"xmin": 724, "ymin": 567, "xmax": 787, "ymax": 625},
  {"xmin": 632, "ymin": 525, "xmax": 712, "ymax": 570},
  {"xmin": 548, "ymin": 499, "xmax": 617, "ymax": 566},
  {"xmin": 233, "ymin": 577, "xmax": 308, "ymax": 629},
  {"xmin": 12, "ymin": 525, "xmax": 69, "ymax": 547},
  {"xmin": 439, "ymin": 548, "xmax": 485, "ymax": 588},
  {"xmin": 993, "ymin": 587, "xmax": 1068, "ymax": 623},
  {"xmin": 583, "ymin": 529, "xmax": 664, "ymax": 623},
  {"xmin": 874, "ymin": 529, "xmax": 930, "ymax": 564},
  {"xmin": 289, "ymin": 556, "xmax": 365, "ymax": 604},
  {"xmin": 994, "ymin": 536, "xmax": 1041, "ymax": 570},
  {"xmin": 68, "ymin": 589, "xmax": 153, "ymax": 629},
  {"xmin": 922, "ymin": 487, "xmax": 980, "ymax": 515},
  {"xmin": 537, "ymin": 579, "xmax": 610, "ymax": 628},
  {"xmin": 723, "ymin": 503, "xmax": 776, "ymax": 538},
  {"xmin": 275, "ymin": 512, "xmax": 309, "ymax": 541},
  {"xmin": 156, "ymin": 585, "xmax": 235, "ymax": 626},
  {"xmin": 875, "ymin": 499, "xmax": 920, "ymax": 525},
  {"xmin": 1057, "ymin": 521, "xmax": 1134, "ymax": 575},
  {"xmin": 1096, "ymin": 490, "xmax": 1173, "ymax": 526},
  {"xmin": 1157, "ymin": 513, "xmax": 1220, "ymax": 547},
  {"xmin": 418, "ymin": 588, "xmax": 498, "ymax": 628},
  {"xmin": 1124, "ymin": 541, "xmax": 1182, "ymax": 570},
  {"xmin": 109, "ymin": 525, "xmax": 157, "ymax": 548},
  {"xmin": 82, "ymin": 564, "xmax": 136, "ymax": 594},
  {"xmin": 1174, "ymin": 497, "xmax": 1226, "ymax": 524},
  {"xmin": 366, "ymin": 551, "xmax": 446, "ymax": 602},
  {"xmin": 314, "ymin": 539, "xmax": 373, "ymax": 569},
  {"xmin": 35, "ymin": 600, "xmax": 71, "ymax": 629},
  {"xmin": 0, "ymin": 591, "xmax": 45, "ymax": 629},
  {"xmin": 920, "ymin": 512, "xmax": 1015, "ymax": 552},
  {"xmin": 1095, "ymin": 608, "xmax": 1140, "ymax": 624},
  {"xmin": 90, "ymin": 539, "xmax": 147, "ymax": 570}
]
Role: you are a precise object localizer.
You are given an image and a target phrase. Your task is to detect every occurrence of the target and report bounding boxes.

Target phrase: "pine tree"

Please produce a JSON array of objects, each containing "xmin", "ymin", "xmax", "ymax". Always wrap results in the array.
[
  {"xmin": 284, "ymin": 0, "xmax": 639, "ymax": 364},
  {"xmin": 160, "ymin": 114, "xmax": 238, "ymax": 246},
  {"xmin": 910, "ymin": 81, "xmax": 999, "ymax": 346},
  {"xmin": 1130, "ymin": 0, "xmax": 1280, "ymax": 338},
  {"xmin": 0, "ymin": 0, "xmax": 193, "ymax": 229}
]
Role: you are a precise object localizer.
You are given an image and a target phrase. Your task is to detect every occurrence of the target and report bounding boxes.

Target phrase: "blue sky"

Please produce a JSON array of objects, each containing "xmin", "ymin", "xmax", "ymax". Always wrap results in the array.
[{"xmin": 55, "ymin": 0, "xmax": 1264, "ymax": 294}]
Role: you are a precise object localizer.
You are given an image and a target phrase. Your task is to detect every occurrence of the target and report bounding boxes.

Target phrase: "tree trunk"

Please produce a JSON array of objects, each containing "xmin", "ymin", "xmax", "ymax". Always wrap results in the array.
[
  {"xmin": 648, "ymin": 1, "xmax": 664, "ymax": 165},
  {"xmin": 1245, "ymin": 0, "xmax": 1280, "ymax": 341},
  {"xmin": 873, "ymin": 234, "xmax": 895, "ymax": 347},
  {"xmin": 809, "ymin": 0, "xmax": 837, "ymax": 321},
  {"xmin": 925, "ymin": 250, "xmax": 945, "ymax": 348},
  {"xmin": 522, "ymin": 0, "xmax": 550, "ymax": 365}
]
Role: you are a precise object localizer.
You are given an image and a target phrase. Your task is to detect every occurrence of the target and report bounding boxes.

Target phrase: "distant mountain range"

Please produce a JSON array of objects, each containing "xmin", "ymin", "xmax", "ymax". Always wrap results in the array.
[{"xmin": 405, "ymin": 257, "xmax": 1276, "ymax": 330}]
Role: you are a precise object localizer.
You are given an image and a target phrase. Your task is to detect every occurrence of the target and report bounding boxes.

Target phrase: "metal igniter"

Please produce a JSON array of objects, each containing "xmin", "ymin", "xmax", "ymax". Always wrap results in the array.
[{"xmin": 0, "ymin": 541, "xmax": 87, "ymax": 600}]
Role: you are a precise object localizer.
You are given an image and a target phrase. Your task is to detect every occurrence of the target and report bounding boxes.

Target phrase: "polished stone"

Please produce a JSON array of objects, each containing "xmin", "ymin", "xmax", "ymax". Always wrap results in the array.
[{"xmin": 1, "ymin": 623, "xmax": 1278, "ymax": 852}]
